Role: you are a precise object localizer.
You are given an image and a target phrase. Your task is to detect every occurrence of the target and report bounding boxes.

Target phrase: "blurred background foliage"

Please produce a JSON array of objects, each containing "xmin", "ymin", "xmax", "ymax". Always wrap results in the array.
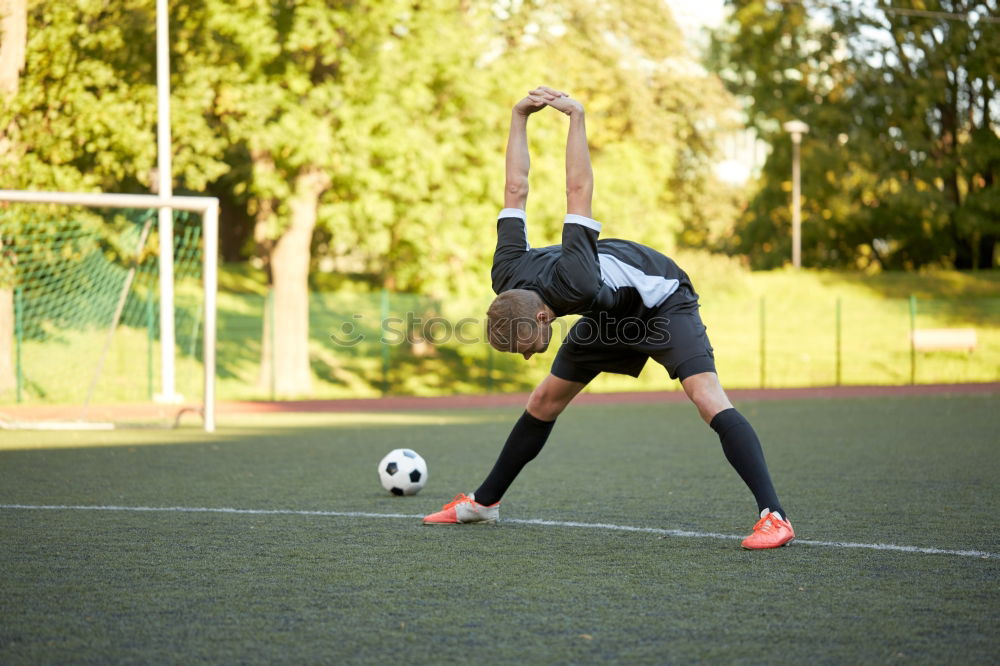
[
  {"xmin": 1, "ymin": 0, "xmax": 997, "ymax": 400},
  {"xmin": 4, "ymin": 0, "xmax": 997, "ymax": 289},
  {"xmin": 2, "ymin": 0, "xmax": 745, "ymax": 302},
  {"xmin": 710, "ymin": 0, "xmax": 1000, "ymax": 271}
]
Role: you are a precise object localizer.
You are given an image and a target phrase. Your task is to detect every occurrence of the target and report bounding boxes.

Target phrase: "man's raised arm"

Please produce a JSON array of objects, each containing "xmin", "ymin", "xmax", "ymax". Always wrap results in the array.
[
  {"xmin": 505, "ymin": 89, "xmax": 563, "ymax": 210},
  {"xmin": 504, "ymin": 95, "xmax": 539, "ymax": 210},
  {"xmin": 532, "ymin": 90, "xmax": 602, "ymax": 311},
  {"xmin": 539, "ymin": 91, "xmax": 593, "ymax": 219},
  {"xmin": 563, "ymin": 104, "xmax": 593, "ymax": 219}
]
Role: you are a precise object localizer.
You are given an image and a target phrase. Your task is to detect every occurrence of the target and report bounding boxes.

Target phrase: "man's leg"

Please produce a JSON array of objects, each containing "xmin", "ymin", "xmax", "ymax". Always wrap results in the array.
[
  {"xmin": 681, "ymin": 370, "xmax": 794, "ymax": 548},
  {"xmin": 423, "ymin": 374, "xmax": 586, "ymax": 524},
  {"xmin": 473, "ymin": 374, "xmax": 586, "ymax": 505},
  {"xmin": 681, "ymin": 371, "xmax": 785, "ymax": 517}
]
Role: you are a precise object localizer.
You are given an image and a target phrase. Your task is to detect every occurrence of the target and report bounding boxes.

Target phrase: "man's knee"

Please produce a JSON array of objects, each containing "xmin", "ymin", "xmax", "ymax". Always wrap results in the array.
[
  {"xmin": 526, "ymin": 387, "xmax": 567, "ymax": 421},
  {"xmin": 526, "ymin": 376, "xmax": 581, "ymax": 421},
  {"xmin": 681, "ymin": 371, "xmax": 733, "ymax": 424}
]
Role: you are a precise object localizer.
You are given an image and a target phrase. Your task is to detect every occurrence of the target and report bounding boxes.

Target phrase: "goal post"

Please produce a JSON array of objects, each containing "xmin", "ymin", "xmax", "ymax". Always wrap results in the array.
[{"xmin": 0, "ymin": 190, "xmax": 218, "ymax": 432}]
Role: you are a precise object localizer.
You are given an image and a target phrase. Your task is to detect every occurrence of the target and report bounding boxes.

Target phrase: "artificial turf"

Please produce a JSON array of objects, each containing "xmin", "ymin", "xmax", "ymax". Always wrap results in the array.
[{"xmin": 1, "ymin": 394, "xmax": 998, "ymax": 663}]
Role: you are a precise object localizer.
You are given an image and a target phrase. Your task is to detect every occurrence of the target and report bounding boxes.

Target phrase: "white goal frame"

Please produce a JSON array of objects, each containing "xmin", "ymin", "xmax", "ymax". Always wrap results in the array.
[{"xmin": 0, "ymin": 189, "xmax": 219, "ymax": 432}]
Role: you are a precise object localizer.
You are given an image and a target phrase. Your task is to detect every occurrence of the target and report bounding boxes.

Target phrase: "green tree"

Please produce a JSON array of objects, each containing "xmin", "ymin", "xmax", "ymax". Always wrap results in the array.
[
  {"xmin": 315, "ymin": 1, "xmax": 501, "ymax": 297},
  {"xmin": 0, "ymin": 0, "xmax": 228, "ymax": 399},
  {"xmin": 3, "ymin": 0, "xmax": 745, "ymax": 400},
  {"xmin": 172, "ymin": 0, "xmax": 340, "ymax": 396},
  {"xmin": 711, "ymin": 0, "xmax": 1000, "ymax": 270},
  {"xmin": 838, "ymin": 1, "xmax": 1000, "ymax": 269},
  {"xmin": 0, "ymin": 0, "xmax": 226, "ymax": 194},
  {"xmin": 480, "ymin": 0, "xmax": 740, "ymax": 257},
  {"xmin": 171, "ymin": 0, "xmax": 501, "ymax": 395}
]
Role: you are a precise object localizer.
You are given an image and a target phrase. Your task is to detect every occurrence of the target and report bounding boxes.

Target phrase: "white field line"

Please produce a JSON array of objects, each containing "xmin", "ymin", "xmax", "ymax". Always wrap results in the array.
[{"xmin": 2, "ymin": 503, "xmax": 997, "ymax": 561}]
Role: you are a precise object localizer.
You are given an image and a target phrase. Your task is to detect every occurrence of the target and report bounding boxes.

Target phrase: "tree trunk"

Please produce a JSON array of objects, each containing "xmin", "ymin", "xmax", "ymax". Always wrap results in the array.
[
  {"xmin": 0, "ymin": 269, "xmax": 13, "ymax": 395},
  {"xmin": 0, "ymin": 0, "xmax": 25, "ymax": 93},
  {"xmin": 979, "ymin": 166, "xmax": 997, "ymax": 269},
  {"xmin": 263, "ymin": 167, "xmax": 330, "ymax": 397},
  {"xmin": 937, "ymin": 92, "xmax": 971, "ymax": 269},
  {"xmin": 0, "ymin": 0, "xmax": 26, "ymax": 394},
  {"xmin": 978, "ymin": 234, "xmax": 997, "ymax": 270}
]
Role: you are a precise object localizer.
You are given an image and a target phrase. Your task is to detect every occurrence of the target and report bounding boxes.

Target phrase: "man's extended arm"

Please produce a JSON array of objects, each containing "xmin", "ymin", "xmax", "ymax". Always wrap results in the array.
[
  {"xmin": 541, "ymin": 93, "xmax": 593, "ymax": 218},
  {"xmin": 564, "ymin": 107, "xmax": 593, "ymax": 219},
  {"xmin": 494, "ymin": 92, "xmax": 554, "ymax": 292},
  {"xmin": 534, "ymin": 90, "xmax": 603, "ymax": 314},
  {"xmin": 504, "ymin": 93, "xmax": 547, "ymax": 210}
]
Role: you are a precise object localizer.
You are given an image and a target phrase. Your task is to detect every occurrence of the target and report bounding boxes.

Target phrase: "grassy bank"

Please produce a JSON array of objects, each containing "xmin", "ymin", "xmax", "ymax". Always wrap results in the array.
[{"xmin": 2, "ymin": 264, "xmax": 998, "ymax": 405}]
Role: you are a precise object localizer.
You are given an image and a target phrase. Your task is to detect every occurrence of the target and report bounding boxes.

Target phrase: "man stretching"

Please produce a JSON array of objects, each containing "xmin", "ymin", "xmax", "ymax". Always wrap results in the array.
[{"xmin": 423, "ymin": 86, "xmax": 794, "ymax": 549}]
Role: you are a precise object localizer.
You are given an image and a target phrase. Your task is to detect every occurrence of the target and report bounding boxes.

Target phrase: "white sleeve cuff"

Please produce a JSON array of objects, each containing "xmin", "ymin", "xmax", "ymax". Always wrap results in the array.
[
  {"xmin": 564, "ymin": 214, "xmax": 601, "ymax": 233},
  {"xmin": 498, "ymin": 208, "xmax": 527, "ymax": 221}
]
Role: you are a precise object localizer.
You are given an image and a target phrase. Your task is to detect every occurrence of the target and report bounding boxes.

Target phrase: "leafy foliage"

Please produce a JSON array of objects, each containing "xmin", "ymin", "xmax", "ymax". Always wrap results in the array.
[
  {"xmin": 711, "ymin": 0, "xmax": 1000, "ymax": 270},
  {"xmin": 2, "ymin": 0, "xmax": 746, "ymax": 394},
  {"xmin": 3, "ymin": 0, "xmax": 739, "ymax": 295}
]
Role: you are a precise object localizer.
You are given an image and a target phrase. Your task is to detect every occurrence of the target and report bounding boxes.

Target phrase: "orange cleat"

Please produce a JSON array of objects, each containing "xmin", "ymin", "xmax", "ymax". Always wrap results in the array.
[
  {"xmin": 422, "ymin": 493, "xmax": 500, "ymax": 525},
  {"xmin": 741, "ymin": 511, "xmax": 795, "ymax": 549}
]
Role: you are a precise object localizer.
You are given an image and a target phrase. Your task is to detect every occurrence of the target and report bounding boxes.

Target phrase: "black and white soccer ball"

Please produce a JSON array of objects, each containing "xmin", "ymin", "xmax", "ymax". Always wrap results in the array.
[{"xmin": 377, "ymin": 449, "xmax": 428, "ymax": 496}]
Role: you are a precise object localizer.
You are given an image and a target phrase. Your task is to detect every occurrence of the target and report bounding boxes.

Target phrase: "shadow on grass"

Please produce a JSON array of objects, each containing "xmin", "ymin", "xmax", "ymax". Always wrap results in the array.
[{"xmin": 814, "ymin": 269, "xmax": 1000, "ymax": 300}]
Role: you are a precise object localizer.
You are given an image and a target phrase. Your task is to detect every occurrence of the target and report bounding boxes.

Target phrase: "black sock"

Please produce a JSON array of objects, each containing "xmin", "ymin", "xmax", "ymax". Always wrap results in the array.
[
  {"xmin": 710, "ymin": 408, "xmax": 787, "ymax": 520},
  {"xmin": 473, "ymin": 411, "xmax": 555, "ymax": 506}
]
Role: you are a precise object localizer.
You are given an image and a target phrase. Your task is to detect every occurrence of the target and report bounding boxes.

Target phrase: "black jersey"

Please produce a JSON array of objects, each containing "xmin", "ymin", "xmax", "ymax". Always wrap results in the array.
[{"xmin": 491, "ymin": 209, "xmax": 699, "ymax": 319}]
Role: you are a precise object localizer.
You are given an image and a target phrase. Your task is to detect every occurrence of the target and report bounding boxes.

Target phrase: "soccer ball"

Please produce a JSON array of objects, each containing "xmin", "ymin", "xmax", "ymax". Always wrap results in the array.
[{"xmin": 377, "ymin": 449, "xmax": 428, "ymax": 496}]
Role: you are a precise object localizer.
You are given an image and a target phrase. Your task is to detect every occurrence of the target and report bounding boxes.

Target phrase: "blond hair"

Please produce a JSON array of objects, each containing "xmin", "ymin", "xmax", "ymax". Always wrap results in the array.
[{"xmin": 486, "ymin": 289, "xmax": 544, "ymax": 352}]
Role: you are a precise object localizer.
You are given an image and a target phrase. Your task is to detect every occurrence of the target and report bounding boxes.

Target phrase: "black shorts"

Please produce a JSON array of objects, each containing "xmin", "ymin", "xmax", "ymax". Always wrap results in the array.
[{"xmin": 550, "ymin": 305, "xmax": 716, "ymax": 384}]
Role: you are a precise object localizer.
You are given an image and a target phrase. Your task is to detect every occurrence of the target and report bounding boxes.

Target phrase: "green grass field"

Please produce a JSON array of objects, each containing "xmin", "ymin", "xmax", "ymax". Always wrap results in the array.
[{"xmin": 2, "ymin": 393, "xmax": 998, "ymax": 663}]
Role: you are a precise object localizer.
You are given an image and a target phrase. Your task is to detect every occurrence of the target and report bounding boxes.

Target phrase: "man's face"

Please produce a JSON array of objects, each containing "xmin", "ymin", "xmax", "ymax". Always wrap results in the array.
[{"xmin": 514, "ymin": 319, "xmax": 552, "ymax": 360}]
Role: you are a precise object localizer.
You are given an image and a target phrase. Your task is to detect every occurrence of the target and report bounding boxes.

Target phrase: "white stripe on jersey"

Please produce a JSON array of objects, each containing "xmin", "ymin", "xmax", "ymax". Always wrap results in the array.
[
  {"xmin": 497, "ymin": 208, "xmax": 530, "ymax": 250},
  {"xmin": 564, "ymin": 214, "xmax": 602, "ymax": 233},
  {"xmin": 497, "ymin": 208, "xmax": 526, "ymax": 221},
  {"xmin": 598, "ymin": 253, "xmax": 680, "ymax": 309}
]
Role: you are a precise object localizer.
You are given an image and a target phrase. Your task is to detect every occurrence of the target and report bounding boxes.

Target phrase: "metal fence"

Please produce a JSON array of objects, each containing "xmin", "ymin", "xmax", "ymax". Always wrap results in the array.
[
  {"xmin": 235, "ymin": 290, "xmax": 1000, "ymax": 399},
  {"xmin": 702, "ymin": 295, "xmax": 1000, "ymax": 390},
  {"xmin": 4, "ymin": 288, "xmax": 997, "ymax": 406}
]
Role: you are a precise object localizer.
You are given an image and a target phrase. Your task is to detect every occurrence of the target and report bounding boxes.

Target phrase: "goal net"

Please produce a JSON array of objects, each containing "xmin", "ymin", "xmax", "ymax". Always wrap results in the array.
[{"xmin": 0, "ymin": 191, "xmax": 217, "ymax": 431}]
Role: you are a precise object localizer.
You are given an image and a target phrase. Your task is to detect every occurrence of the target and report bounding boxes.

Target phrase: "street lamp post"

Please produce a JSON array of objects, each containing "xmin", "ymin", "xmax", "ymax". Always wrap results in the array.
[{"xmin": 783, "ymin": 120, "xmax": 809, "ymax": 269}]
